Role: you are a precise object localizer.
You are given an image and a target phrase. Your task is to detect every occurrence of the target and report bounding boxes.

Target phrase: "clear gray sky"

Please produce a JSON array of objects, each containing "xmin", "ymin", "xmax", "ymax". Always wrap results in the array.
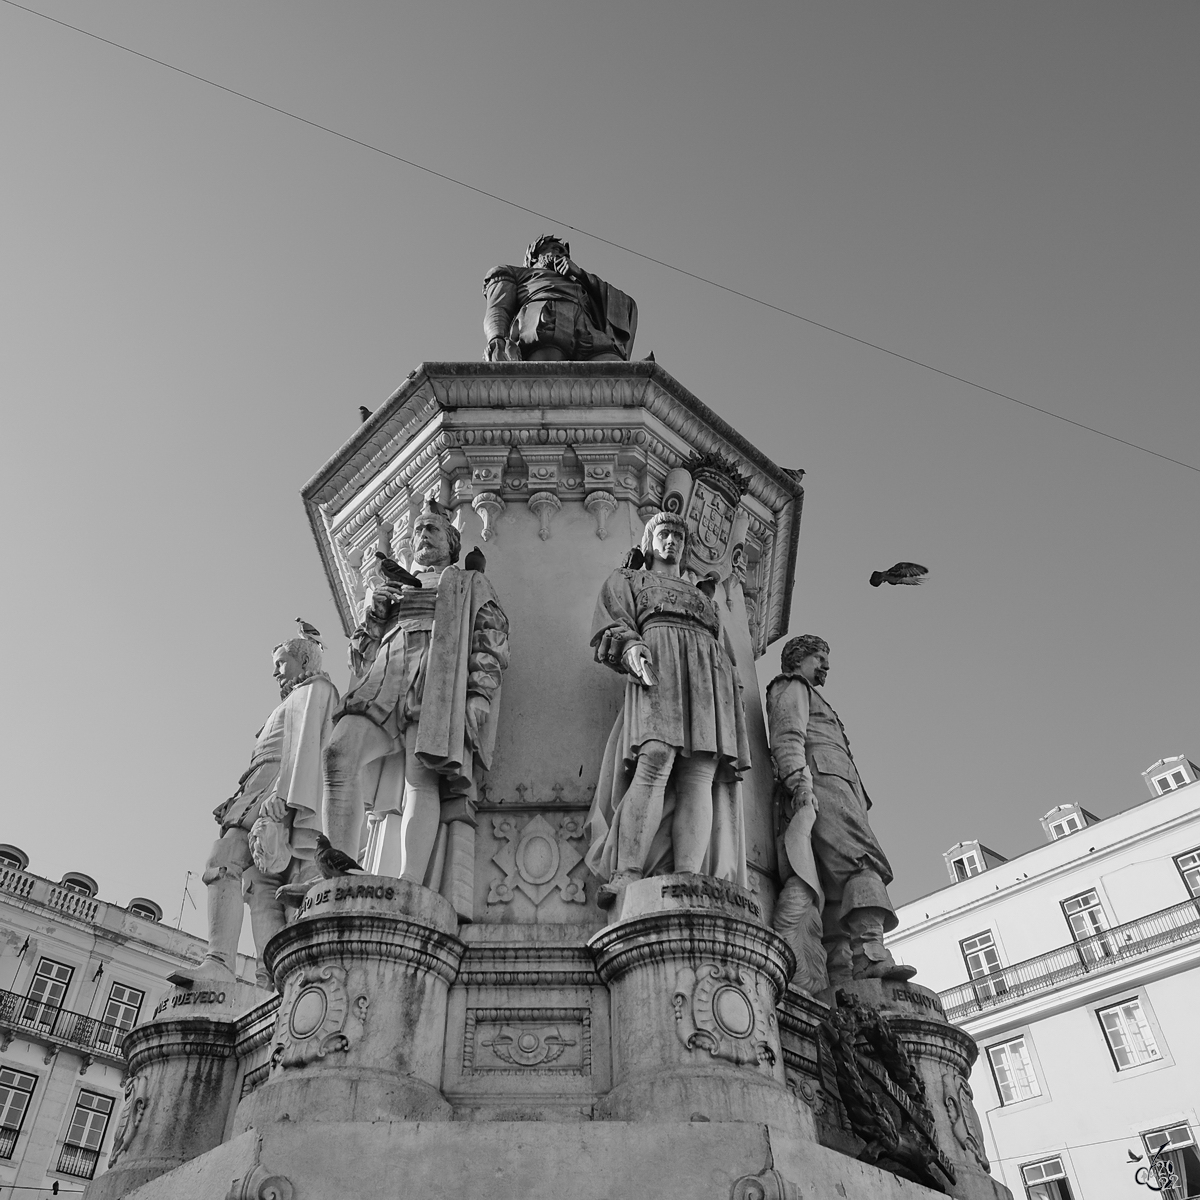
[{"xmin": 2, "ymin": 1, "xmax": 1197, "ymax": 944}]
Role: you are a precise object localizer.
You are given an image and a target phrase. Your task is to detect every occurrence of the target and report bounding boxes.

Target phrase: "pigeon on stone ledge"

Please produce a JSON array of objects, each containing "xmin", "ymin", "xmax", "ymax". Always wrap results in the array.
[
  {"xmin": 869, "ymin": 562, "xmax": 928, "ymax": 587},
  {"xmin": 359, "ymin": 405, "xmax": 373, "ymax": 423},
  {"xmin": 314, "ymin": 834, "xmax": 364, "ymax": 879}
]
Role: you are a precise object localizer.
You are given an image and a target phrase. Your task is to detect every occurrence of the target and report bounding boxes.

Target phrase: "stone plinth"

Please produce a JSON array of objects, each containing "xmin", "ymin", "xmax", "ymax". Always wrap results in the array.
[
  {"xmin": 235, "ymin": 876, "xmax": 465, "ymax": 1129},
  {"xmin": 84, "ymin": 998, "xmax": 245, "ymax": 1199},
  {"xmin": 837, "ymin": 980, "xmax": 1008, "ymax": 1200},
  {"xmin": 587, "ymin": 873, "xmax": 807, "ymax": 1133}
]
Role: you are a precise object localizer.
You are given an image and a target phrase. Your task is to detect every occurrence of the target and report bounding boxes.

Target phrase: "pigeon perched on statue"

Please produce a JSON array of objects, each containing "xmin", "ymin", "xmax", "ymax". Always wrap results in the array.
[
  {"xmin": 869, "ymin": 562, "xmax": 929, "ymax": 587},
  {"xmin": 464, "ymin": 546, "xmax": 486, "ymax": 573},
  {"xmin": 295, "ymin": 618, "xmax": 323, "ymax": 645},
  {"xmin": 375, "ymin": 551, "xmax": 422, "ymax": 589},
  {"xmin": 314, "ymin": 834, "xmax": 363, "ymax": 879},
  {"xmin": 622, "ymin": 546, "xmax": 646, "ymax": 570}
]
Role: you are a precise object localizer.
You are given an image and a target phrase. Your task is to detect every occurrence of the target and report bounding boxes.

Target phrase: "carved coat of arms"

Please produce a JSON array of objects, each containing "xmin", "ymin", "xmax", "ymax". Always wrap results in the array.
[{"xmin": 687, "ymin": 480, "xmax": 736, "ymax": 565}]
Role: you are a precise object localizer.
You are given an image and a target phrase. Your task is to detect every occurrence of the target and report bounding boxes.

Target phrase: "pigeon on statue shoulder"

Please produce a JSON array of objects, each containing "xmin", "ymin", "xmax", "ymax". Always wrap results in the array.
[
  {"xmin": 314, "ymin": 834, "xmax": 364, "ymax": 880},
  {"xmin": 869, "ymin": 562, "xmax": 929, "ymax": 587},
  {"xmin": 464, "ymin": 546, "xmax": 486, "ymax": 573},
  {"xmin": 375, "ymin": 552, "xmax": 422, "ymax": 589}
]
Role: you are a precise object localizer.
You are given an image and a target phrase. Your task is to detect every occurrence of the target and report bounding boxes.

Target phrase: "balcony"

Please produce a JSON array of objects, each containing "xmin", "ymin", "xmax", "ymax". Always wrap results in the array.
[
  {"xmin": 0, "ymin": 989, "xmax": 128, "ymax": 1065},
  {"xmin": 0, "ymin": 1125, "xmax": 18, "ymax": 1160},
  {"xmin": 0, "ymin": 864, "xmax": 100, "ymax": 922},
  {"xmin": 938, "ymin": 897, "xmax": 1200, "ymax": 1021},
  {"xmin": 56, "ymin": 1143, "xmax": 100, "ymax": 1180}
]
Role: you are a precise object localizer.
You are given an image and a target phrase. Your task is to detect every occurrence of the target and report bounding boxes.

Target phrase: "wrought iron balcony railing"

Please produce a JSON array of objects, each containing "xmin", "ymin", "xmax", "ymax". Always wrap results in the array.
[
  {"xmin": 57, "ymin": 1143, "xmax": 100, "ymax": 1180},
  {"xmin": 0, "ymin": 989, "xmax": 128, "ymax": 1063},
  {"xmin": 0, "ymin": 1125, "xmax": 19, "ymax": 1160},
  {"xmin": 937, "ymin": 897, "xmax": 1200, "ymax": 1021}
]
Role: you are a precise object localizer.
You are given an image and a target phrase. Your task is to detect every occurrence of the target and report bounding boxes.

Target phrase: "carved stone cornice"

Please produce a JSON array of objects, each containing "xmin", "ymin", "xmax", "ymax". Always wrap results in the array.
[
  {"xmin": 263, "ymin": 913, "xmax": 466, "ymax": 986},
  {"xmin": 124, "ymin": 1018, "xmax": 239, "ymax": 1073},
  {"xmin": 589, "ymin": 912, "xmax": 794, "ymax": 998},
  {"xmin": 302, "ymin": 363, "xmax": 804, "ymax": 654},
  {"xmin": 455, "ymin": 944, "xmax": 601, "ymax": 989}
]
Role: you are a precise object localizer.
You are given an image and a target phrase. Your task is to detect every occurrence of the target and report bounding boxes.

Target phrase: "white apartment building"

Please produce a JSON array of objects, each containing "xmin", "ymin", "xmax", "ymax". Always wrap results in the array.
[
  {"xmin": 0, "ymin": 843, "xmax": 256, "ymax": 1197},
  {"xmin": 889, "ymin": 757, "xmax": 1200, "ymax": 1200}
]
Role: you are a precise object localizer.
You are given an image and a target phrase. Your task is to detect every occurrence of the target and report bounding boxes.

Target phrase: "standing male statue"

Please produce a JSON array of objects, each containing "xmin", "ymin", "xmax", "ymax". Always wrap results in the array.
[
  {"xmin": 585, "ymin": 512, "xmax": 751, "ymax": 906},
  {"xmin": 482, "ymin": 235, "xmax": 638, "ymax": 362},
  {"xmin": 322, "ymin": 500, "xmax": 509, "ymax": 906},
  {"xmin": 767, "ymin": 635, "xmax": 916, "ymax": 986},
  {"xmin": 201, "ymin": 632, "xmax": 337, "ymax": 988}
]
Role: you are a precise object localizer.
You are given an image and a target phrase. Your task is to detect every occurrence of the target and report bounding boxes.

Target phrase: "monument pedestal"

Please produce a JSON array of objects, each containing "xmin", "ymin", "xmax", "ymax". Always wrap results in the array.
[
  {"xmin": 588, "ymin": 874, "xmax": 807, "ymax": 1135},
  {"xmin": 84, "ymin": 981, "xmax": 263, "ymax": 1200},
  {"xmin": 234, "ymin": 875, "xmax": 465, "ymax": 1129}
]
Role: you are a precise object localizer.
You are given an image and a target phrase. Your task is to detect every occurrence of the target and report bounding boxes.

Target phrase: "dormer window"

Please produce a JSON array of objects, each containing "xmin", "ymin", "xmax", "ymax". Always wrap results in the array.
[
  {"xmin": 0, "ymin": 844, "xmax": 29, "ymax": 872},
  {"xmin": 1142, "ymin": 756, "xmax": 1198, "ymax": 797},
  {"xmin": 1040, "ymin": 804, "xmax": 1099, "ymax": 843},
  {"xmin": 943, "ymin": 840, "xmax": 1007, "ymax": 883},
  {"xmin": 58, "ymin": 873, "xmax": 98, "ymax": 898},
  {"xmin": 126, "ymin": 898, "xmax": 162, "ymax": 923},
  {"xmin": 1152, "ymin": 767, "xmax": 1189, "ymax": 795},
  {"xmin": 952, "ymin": 851, "xmax": 983, "ymax": 881}
]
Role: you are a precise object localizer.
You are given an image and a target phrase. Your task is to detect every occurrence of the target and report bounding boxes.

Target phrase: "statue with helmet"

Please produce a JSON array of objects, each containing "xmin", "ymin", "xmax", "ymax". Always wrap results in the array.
[
  {"xmin": 321, "ymin": 498, "xmax": 510, "ymax": 918},
  {"xmin": 482, "ymin": 235, "xmax": 638, "ymax": 363}
]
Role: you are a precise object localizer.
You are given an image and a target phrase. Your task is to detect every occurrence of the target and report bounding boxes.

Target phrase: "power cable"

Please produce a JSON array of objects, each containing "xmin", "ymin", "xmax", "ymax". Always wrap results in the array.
[{"xmin": 2, "ymin": 0, "xmax": 1197, "ymax": 476}]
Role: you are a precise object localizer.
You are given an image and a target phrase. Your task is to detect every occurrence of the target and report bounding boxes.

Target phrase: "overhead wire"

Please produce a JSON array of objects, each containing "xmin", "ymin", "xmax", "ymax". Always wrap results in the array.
[{"xmin": 2, "ymin": 0, "xmax": 1197, "ymax": 476}]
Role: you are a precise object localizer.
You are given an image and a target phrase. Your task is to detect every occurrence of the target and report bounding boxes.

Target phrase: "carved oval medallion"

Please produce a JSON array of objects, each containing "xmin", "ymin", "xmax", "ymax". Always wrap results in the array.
[
  {"xmin": 516, "ymin": 831, "xmax": 560, "ymax": 886},
  {"xmin": 289, "ymin": 987, "xmax": 329, "ymax": 1040},
  {"xmin": 712, "ymin": 985, "xmax": 755, "ymax": 1038}
]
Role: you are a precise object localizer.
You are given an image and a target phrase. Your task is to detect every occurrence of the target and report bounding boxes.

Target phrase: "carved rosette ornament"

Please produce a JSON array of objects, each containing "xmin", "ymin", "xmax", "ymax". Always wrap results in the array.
[
  {"xmin": 673, "ymin": 963, "xmax": 777, "ymax": 1068},
  {"xmin": 472, "ymin": 491, "xmax": 505, "ymax": 541},
  {"xmin": 107, "ymin": 1072, "xmax": 147, "ymax": 1168},
  {"xmin": 487, "ymin": 813, "xmax": 587, "ymax": 906},
  {"xmin": 269, "ymin": 965, "xmax": 368, "ymax": 1070},
  {"xmin": 730, "ymin": 1168, "xmax": 802, "ymax": 1200},
  {"xmin": 226, "ymin": 1165, "xmax": 295, "ymax": 1200}
]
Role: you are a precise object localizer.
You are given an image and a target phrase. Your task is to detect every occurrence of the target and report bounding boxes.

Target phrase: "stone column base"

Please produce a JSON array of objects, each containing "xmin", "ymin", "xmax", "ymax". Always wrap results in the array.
[
  {"xmin": 588, "ymin": 873, "xmax": 808, "ymax": 1135},
  {"xmin": 235, "ymin": 875, "xmax": 465, "ymax": 1129}
]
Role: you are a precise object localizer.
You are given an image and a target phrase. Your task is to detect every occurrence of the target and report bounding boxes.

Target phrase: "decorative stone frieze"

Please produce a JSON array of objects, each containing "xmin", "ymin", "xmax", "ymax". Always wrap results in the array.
[{"xmin": 487, "ymin": 813, "xmax": 588, "ymax": 907}]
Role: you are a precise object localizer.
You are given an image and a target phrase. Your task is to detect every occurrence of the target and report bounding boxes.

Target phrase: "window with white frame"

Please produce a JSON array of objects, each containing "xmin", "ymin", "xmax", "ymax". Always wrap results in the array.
[
  {"xmin": 987, "ymin": 1036, "xmax": 1041, "ymax": 1104},
  {"xmin": 57, "ymin": 1090, "xmax": 113, "ymax": 1180},
  {"xmin": 22, "ymin": 958, "xmax": 74, "ymax": 1026},
  {"xmin": 960, "ymin": 931, "xmax": 1007, "ymax": 999},
  {"xmin": 1048, "ymin": 813, "xmax": 1082, "ymax": 839},
  {"xmin": 1153, "ymin": 768, "xmax": 1190, "ymax": 795},
  {"xmin": 1021, "ymin": 1157, "xmax": 1073, "ymax": 1199},
  {"xmin": 951, "ymin": 852, "xmax": 983, "ymax": 881},
  {"xmin": 96, "ymin": 983, "xmax": 144, "ymax": 1050},
  {"xmin": 1061, "ymin": 889, "xmax": 1113, "ymax": 964},
  {"xmin": 1143, "ymin": 1124, "xmax": 1200, "ymax": 1198},
  {"xmin": 0, "ymin": 1068, "xmax": 37, "ymax": 1160},
  {"xmin": 1175, "ymin": 849, "xmax": 1200, "ymax": 899},
  {"xmin": 1097, "ymin": 997, "xmax": 1161, "ymax": 1069}
]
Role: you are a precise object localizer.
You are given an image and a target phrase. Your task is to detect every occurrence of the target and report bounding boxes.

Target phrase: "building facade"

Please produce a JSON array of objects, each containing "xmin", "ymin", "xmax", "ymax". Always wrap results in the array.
[
  {"xmin": 0, "ymin": 844, "xmax": 256, "ymax": 1197},
  {"xmin": 889, "ymin": 760, "xmax": 1200, "ymax": 1200}
]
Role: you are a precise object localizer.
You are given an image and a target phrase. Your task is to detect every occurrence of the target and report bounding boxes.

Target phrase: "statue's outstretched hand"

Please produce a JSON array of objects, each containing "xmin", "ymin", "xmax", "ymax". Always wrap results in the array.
[{"xmin": 622, "ymin": 643, "xmax": 657, "ymax": 687}]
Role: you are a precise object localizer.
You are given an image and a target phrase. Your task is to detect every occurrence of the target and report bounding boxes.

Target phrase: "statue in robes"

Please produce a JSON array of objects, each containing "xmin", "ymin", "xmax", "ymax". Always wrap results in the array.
[
  {"xmin": 585, "ymin": 512, "xmax": 751, "ymax": 907},
  {"xmin": 201, "ymin": 631, "xmax": 337, "ymax": 988},
  {"xmin": 483, "ymin": 235, "xmax": 637, "ymax": 363},
  {"xmin": 767, "ymin": 635, "xmax": 916, "ymax": 987},
  {"xmin": 322, "ymin": 500, "xmax": 509, "ymax": 919}
]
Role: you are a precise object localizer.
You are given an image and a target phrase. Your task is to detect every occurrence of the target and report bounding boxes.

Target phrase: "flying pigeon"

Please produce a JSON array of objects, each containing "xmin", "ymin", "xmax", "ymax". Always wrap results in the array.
[
  {"xmin": 314, "ymin": 834, "xmax": 364, "ymax": 880},
  {"xmin": 295, "ymin": 618, "xmax": 323, "ymax": 645},
  {"xmin": 358, "ymin": 405, "xmax": 373, "ymax": 423},
  {"xmin": 870, "ymin": 562, "xmax": 929, "ymax": 587},
  {"xmin": 464, "ymin": 545, "xmax": 486, "ymax": 573},
  {"xmin": 375, "ymin": 551, "xmax": 421, "ymax": 589},
  {"xmin": 1128, "ymin": 1151, "xmax": 1143, "ymax": 1163}
]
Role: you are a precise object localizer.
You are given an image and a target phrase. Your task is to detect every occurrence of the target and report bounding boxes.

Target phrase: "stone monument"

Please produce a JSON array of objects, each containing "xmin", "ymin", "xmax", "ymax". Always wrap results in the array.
[{"xmin": 86, "ymin": 245, "xmax": 1010, "ymax": 1200}]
